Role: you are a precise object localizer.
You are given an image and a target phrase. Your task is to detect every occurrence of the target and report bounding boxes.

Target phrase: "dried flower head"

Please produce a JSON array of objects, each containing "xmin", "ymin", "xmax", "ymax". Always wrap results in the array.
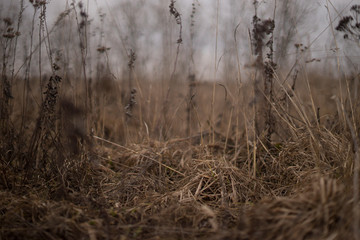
[
  {"xmin": 169, "ymin": 0, "xmax": 182, "ymax": 44},
  {"xmin": 29, "ymin": 0, "xmax": 46, "ymax": 8},
  {"xmin": 52, "ymin": 63, "xmax": 60, "ymax": 71},
  {"xmin": 80, "ymin": 11, "xmax": 88, "ymax": 18},
  {"xmin": 335, "ymin": 16, "xmax": 353, "ymax": 32},
  {"xmin": 125, "ymin": 88, "xmax": 137, "ymax": 118},
  {"xmin": 77, "ymin": 1, "xmax": 88, "ymax": 29},
  {"xmin": 169, "ymin": 0, "xmax": 181, "ymax": 25},
  {"xmin": 335, "ymin": 5, "xmax": 360, "ymax": 42},
  {"xmin": 252, "ymin": 17, "xmax": 275, "ymax": 56},
  {"xmin": 3, "ymin": 17, "xmax": 13, "ymax": 26},
  {"xmin": 3, "ymin": 33, "xmax": 15, "ymax": 39},
  {"xmin": 54, "ymin": 9, "xmax": 71, "ymax": 27},
  {"xmin": 97, "ymin": 46, "xmax": 110, "ymax": 53},
  {"xmin": 351, "ymin": 4, "xmax": 360, "ymax": 14},
  {"xmin": 128, "ymin": 49, "xmax": 136, "ymax": 69}
]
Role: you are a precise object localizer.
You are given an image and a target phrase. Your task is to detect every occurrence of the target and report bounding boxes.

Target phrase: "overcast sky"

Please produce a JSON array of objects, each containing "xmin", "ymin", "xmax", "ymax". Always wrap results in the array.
[{"xmin": 1, "ymin": 0, "xmax": 359, "ymax": 78}]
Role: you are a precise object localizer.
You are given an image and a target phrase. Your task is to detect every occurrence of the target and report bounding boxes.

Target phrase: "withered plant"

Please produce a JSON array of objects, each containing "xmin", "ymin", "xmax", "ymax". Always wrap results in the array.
[
  {"xmin": 336, "ymin": 5, "xmax": 360, "ymax": 44},
  {"xmin": 335, "ymin": 5, "xmax": 360, "ymax": 240},
  {"xmin": 73, "ymin": 1, "xmax": 90, "ymax": 134},
  {"xmin": 251, "ymin": 0, "xmax": 276, "ymax": 147},
  {"xmin": 27, "ymin": 74, "xmax": 62, "ymax": 172},
  {"xmin": 162, "ymin": 0, "xmax": 183, "ymax": 140},
  {"xmin": 336, "ymin": 4, "xmax": 360, "ymax": 110},
  {"xmin": 187, "ymin": 1, "xmax": 198, "ymax": 138},
  {"xmin": 1, "ymin": 17, "xmax": 19, "ymax": 129}
]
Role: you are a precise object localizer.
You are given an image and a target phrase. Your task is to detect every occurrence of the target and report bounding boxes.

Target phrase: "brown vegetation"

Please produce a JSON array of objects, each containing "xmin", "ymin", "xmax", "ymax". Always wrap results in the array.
[{"xmin": 1, "ymin": 1, "xmax": 360, "ymax": 239}]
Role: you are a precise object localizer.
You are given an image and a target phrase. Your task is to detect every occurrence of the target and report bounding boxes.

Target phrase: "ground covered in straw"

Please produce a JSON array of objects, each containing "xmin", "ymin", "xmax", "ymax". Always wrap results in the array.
[{"xmin": 0, "ymin": 127, "xmax": 357, "ymax": 240}]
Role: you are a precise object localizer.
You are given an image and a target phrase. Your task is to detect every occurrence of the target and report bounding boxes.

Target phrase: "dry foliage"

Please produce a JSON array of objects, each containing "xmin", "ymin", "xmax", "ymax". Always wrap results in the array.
[{"xmin": 1, "ymin": 1, "xmax": 360, "ymax": 240}]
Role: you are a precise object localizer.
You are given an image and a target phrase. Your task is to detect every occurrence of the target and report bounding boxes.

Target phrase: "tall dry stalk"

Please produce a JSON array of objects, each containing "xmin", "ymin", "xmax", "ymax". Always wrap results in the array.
[
  {"xmin": 187, "ymin": 74, "xmax": 196, "ymax": 137},
  {"xmin": 1, "ymin": 18, "xmax": 17, "ymax": 128},
  {"xmin": 335, "ymin": 6, "xmax": 360, "ymax": 239},
  {"xmin": 124, "ymin": 50, "xmax": 137, "ymax": 143},
  {"xmin": 186, "ymin": 1, "xmax": 197, "ymax": 138},
  {"xmin": 251, "ymin": 0, "xmax": 276, "ymax": 147},
  {"xmin": 28, "ymin": 75, "xmax": 62, "ymax": 170},
  {"xmin": 0, "ymin": 0, "xmax": 24, "ymax": 130},
  {"xmin": 20, "ymin": 3, "xmax": 40, "ymax": 134},
  {"xmin": 211, "ymin": 0, "xmax": 220, "ymax": 144},
  {"xmin": 73, "ymin": 1, "xmax": 90, "ymax": 134},
  {"xmin": 162, "ymin": 0, "xmax": 182, "ymax": 140}
]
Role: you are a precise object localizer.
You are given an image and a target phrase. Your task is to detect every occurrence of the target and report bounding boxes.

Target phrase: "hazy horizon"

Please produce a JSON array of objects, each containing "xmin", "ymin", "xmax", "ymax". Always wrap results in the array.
[{"xmin": 1, "ymin": 0, "xmax": 358, "ymax": 80}]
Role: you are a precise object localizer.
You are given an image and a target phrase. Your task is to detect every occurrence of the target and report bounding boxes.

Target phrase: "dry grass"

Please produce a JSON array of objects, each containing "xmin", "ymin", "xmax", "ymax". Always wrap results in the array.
[
  {"xmin": 1, "ymin": 124, "xmax": 357, "ymax": 239},
  {"xmin": 1, "ymin": 1, "xmax": 360, "ymax": 239}
]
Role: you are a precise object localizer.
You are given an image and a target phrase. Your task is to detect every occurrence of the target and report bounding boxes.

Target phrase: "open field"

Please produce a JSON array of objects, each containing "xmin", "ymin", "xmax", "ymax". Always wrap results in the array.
[{"xmin": 1, "ymin": 1, "xmax": 360, "ymax": 239}]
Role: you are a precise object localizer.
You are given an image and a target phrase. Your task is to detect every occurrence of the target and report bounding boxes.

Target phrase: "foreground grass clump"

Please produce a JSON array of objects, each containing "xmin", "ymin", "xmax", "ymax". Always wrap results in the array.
[{"xmin": 0, "ymin": 124, "xmax": 358, "ymax": 239}]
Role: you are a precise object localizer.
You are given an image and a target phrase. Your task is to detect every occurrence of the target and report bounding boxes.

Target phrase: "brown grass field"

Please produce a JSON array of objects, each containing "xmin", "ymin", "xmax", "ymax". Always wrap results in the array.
[{"xmin": 1, "ymin": 1, "xmax": 360, "ymax": 239}]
